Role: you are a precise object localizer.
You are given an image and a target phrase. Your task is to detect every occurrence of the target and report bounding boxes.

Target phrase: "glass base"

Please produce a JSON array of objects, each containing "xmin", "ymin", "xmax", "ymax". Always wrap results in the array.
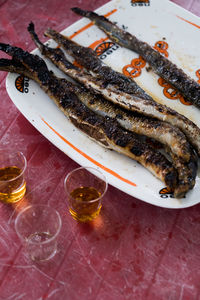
[
  {"xmin": 69, "ymin": 205, "xmax": 102, "ymax": 222},
  {"xmin": 0, "ymin": 182, "xmax": 26, "ymax": 203}
]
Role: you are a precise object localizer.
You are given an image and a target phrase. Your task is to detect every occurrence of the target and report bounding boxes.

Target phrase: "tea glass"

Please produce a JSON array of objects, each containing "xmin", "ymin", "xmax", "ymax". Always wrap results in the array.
[
  {"xmin": 15, "ymin": 205, "xmax": 62, "ymax": 262},
  {"xmin": 0, "ymin": 150, "xmax": 27, "ymax": 203},
  {"xmin": 64, "ymin": 166, "xmax": 107, "ymax": 222}
]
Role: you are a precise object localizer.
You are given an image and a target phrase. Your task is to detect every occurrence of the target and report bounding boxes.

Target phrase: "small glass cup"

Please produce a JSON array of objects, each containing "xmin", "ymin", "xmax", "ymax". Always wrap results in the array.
[
  {"xmin": 15, "ymin": 205, "xmax": 62, "ymax": 262},
  {"xmin": 64, "ymin": 166, "xmax": 107, "ymax": 222},
  {"xmin": 0, "ymin": 150, "xmax": 27, "ymax": 203}
]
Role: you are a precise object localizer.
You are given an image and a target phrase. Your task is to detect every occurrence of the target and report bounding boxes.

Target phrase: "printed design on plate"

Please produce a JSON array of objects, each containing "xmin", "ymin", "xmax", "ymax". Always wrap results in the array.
[
  {"xmin": 157, "ymin": 77, "xmax": 192, "ymax": 106},
  {"xmin": 153, "ymin": 40, "xmax": 169, "ymax": 57},
  {"xmin": 122, "ymin": 56, "xmax": 146, "ymax": 78},
  {"xmin": 15, "ymin": 75, "xmax": 29, "ymax": 93},
  {"xmin": 159, "ymin": 187, "xmax": 174, "ymax": 199},
  {"xmin": 131, "ymin": 0, "xmax": 150, "ymax": 7},
  {"xmin": 122, "ymin": 40, "xmax": 198, "ymax": 106},
  {"xmin": 155, "ymin": 41, "xmax": 192, "ymax": 106},
  {"xmin": 89, "ymin": 37, "xmax": 119, "ymax": 60},
  {"xmin": 95, "ymin": 42, "xmax": 119, "ymax": 59},
  {"xmin": 73, "ymin": 37, "xmax": 120, "ymax": 67},
  {"xmin": 196, "ymin": 69, "xmax": 200, "ymax": 83}
]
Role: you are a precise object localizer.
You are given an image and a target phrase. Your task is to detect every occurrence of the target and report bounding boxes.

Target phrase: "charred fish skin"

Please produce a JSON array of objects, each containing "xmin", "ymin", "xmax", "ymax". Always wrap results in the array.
[
  {"xmin": 164, "ymin": 144, "xmax": 198, "ymax": 198},
  {"xmin": 44, "ymin": 28, "xmax": 153, "ymax": 101},
  {"xmin": 70, "ymin": 112, "xmax": 177, "ymax": 193},
  {"xmin": 42, "ymin": 28, "xmax": 200, "ymax": 157},
  {"xmin": 28, "ymin": 24, "xmax": 193, "ymax": 163},
  {"xmin": 0, "ymin": 42, "xmax": 53, "ymax": 89},
  {"xmin": 0, "ymin": 43, "xmax": 177, "ymax": 191},
  {"xmin": 172, "ymin": 150, "xmax": 198, "ymax": 198},
  {"xmin": 72, "ymin": 7, "xmax": 200, "ymax": 108},
  {"xmin": 27, "ymin": 22, "xmax": 78, "ymax": 72},
  {"xmin": 78, "ymin": 91, "xmax": 192, "ymax": 161}
]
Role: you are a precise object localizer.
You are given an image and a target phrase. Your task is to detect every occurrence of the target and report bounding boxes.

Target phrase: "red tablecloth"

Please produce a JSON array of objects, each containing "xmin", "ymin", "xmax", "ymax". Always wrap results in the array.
[{"xmin": 0, "ymin": 0, "xmax": 200, "ymax": 299}]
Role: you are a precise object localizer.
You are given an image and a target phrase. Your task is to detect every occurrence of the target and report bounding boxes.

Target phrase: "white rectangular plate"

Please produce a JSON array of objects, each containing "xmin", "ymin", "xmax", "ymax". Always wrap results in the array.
[{"xmin": 5, "ymin": 0, "xmax": 200, "ymax": 208}]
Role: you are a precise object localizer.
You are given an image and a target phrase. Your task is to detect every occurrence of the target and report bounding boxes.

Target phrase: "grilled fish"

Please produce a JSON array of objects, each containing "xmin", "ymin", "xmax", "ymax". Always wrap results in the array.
[
  {"xmin": 28, "ymin": 22, "xmax": 192, "ymax": 162},
  {"xmin": 44, "ymin": 27, "xmax": 200, "ymax": 157},
  {"xmin": 0, "ymin": 43, "xmax": 178, "ymax": 193},
  {"xmin": 7, "ymin": 28, "xmax": 198, "ymax": 198},
  {"xmin": 28, "ymin": 24, "xmax": 199, "ymax": 197},
  {"xmin": 72, "ymin": 7, "xmax": 200, "ymax": 108},
  {"xmin": 169, "ymin": 150, "xmax": 197, "ymax": 198}
]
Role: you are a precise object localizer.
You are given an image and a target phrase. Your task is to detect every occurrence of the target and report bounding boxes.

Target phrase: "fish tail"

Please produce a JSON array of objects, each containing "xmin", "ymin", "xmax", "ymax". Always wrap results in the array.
[
  {"xmin": 71, "ymin": 7, "xmax": 93, "ymax": 18},
  {"xmin": 27, "ymin": 22, "xmax": 44, "ymax": 51}
]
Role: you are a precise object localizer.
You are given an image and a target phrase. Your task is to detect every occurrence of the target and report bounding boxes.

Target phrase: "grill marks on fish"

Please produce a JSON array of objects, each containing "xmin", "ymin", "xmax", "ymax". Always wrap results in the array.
[
  {"xmin": 77, "ymin": 88, "xmax": 198, "ymax": 197},
  {"xmin": 44, "ymin": 27, "xmax": 153, "ymax": 100},
  {"xmin": 0, "ymin": 43, "xmax": 178, "ymax": 192},
  {"xmin": 72, "ymin": 7, "xmax": 200, "ymax": 108},
  {"xmin": 170, "ymin": 150, "xmax": 198, "ymax": 198},
  {"xmin": 43, "ymin": 27, "xmax": 200, "ymax": 157},
  {"xmin": 28, "ymin": 24, "xmax": 192, "ymax": 163}
]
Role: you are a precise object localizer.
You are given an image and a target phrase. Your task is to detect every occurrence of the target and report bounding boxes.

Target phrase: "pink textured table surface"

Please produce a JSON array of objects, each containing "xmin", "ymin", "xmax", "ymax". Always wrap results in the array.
[{"xmin": 0, "ymin": 0, "xmax": 200, "ymax": 299}]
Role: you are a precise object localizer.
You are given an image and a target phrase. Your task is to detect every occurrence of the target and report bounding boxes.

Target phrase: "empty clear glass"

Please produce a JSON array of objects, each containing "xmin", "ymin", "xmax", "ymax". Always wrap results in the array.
[{"xmin": 15, "ymin": 205, "xmax": 62, "ymax": 262}]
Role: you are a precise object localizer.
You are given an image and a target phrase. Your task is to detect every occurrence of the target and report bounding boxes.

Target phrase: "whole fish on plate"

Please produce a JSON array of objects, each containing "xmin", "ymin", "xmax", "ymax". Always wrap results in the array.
[{"xmin": 71, "ymin": 7, "xmax": 200, "ymax": 109}]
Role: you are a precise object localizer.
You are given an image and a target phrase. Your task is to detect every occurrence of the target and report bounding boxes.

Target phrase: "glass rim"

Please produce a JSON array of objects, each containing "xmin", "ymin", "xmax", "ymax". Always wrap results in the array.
[
  {"xmin": 64, "ymin": 166, "xmax": 108, "ymax": 203},
  {"xmin": 14, "ymin": 204, "xmax": 62, "ymax": 245},
  {"xmin": 0, "ymin": 151, "xmax": 27, "ymax": 183}
]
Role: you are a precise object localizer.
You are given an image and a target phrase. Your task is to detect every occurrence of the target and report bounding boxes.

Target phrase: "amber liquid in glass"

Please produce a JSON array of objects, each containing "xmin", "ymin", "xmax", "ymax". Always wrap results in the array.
[
  {"xmin": 69, "ymin": 186, "xmax": 102, "ymax": 222},
  {"xmin": 0, "ymin": 166, "xmax": 26, "ymax": 203}
]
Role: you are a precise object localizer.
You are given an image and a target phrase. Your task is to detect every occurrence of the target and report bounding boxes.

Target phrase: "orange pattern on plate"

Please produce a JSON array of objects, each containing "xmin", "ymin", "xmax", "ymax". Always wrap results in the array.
[{"xmin": 176, "ymin": 15, "xmax": 200, "ymax": 30}]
